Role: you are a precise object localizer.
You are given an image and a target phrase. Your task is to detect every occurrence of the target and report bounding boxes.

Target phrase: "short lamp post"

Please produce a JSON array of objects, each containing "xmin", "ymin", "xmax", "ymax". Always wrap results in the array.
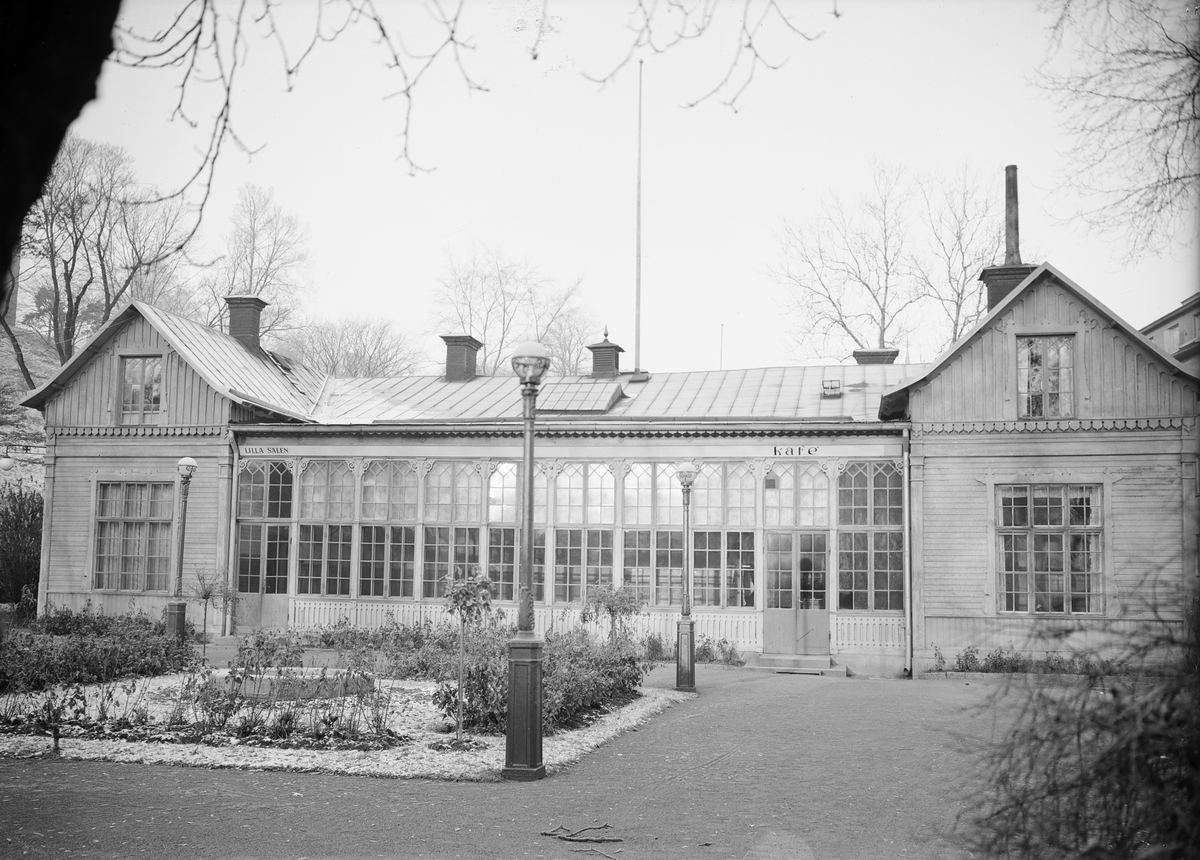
[
  {"xmin": 503, "ymin": 341, "xmax": 550, "ymax": 781},
  {"xmin": 166, "ymin": 456, "xmax": 197, "ymax": 642},
  {"xmin": 675, "ymin": 461, "xmax": 698, "ymax": 692}
]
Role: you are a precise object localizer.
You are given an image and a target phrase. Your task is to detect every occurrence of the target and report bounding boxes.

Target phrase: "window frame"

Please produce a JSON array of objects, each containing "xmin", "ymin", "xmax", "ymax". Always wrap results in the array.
[
  {"xmin": 91, "ymin": 476, "xmax": 176, "ymax": 593},
  {"xmin": 835, "ymin": 461, "xmax": 905, "ymax": 612},
  {"xmin": 984, "ymin": 473, "xmax": 1114, "ymax": 617},
  {"xmin": 1015, "ymin": 333, "xmax": 1076, "ymax": 419},
  {"xmin": 995, "ymin": 483, "xmax": 1105, "ymax": 615},
  {"xmin": 116, "ymin": 352, "xmax": 165, "ymax": 426}
]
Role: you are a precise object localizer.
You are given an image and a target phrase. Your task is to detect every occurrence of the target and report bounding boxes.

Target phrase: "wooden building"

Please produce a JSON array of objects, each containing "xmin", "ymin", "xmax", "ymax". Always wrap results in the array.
[{"xmin": 20, "ymin": 265, "xmax": 1198, "ymax": 676}]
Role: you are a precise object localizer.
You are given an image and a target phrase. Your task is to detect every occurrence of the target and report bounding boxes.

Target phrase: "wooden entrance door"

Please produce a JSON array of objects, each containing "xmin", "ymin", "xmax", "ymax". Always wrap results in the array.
[
  {"xmin": 235, "ymin": 524, "xmax": 291, "ymax": 631},
  {"xmin": 762, "ymin": 532, "xmax": 829, "ymax": 655}
]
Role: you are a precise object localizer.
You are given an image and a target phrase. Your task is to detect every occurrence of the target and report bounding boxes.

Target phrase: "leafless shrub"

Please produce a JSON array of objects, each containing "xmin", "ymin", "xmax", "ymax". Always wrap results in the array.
[{"xmin": 960, "ymin": 598, "xmax": 1200, "ymax": 859}]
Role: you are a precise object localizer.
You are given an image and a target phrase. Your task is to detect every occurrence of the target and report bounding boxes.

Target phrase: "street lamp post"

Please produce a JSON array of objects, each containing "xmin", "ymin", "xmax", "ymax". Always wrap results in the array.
[
  {"xmin": 675, "ymin": 461, "xmax": 698, "ymax": 692},
  {"xmin": 166, "ymin": 457, "xmax": 197, "ymax": 642},
  {"xmin": 503, "ymin": 341, "xmax": 550, "ymax": 781}
]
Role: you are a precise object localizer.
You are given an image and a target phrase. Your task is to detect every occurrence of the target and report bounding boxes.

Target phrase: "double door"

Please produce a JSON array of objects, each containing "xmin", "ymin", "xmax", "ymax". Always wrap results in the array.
[{"xmin": 762, "ymin": 532, "xmax": 829, "ymax": 655}]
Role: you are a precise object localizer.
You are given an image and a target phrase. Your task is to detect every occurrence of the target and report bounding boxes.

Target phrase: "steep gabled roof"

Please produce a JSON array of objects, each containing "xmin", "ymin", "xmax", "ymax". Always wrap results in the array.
[
  {"xmin": 20, "ymin": 301, "xmax": 322, "ymax": 421},
  {"xmin": 878, "ymin": 263, "xmax": 1200, "ymax": 420}
]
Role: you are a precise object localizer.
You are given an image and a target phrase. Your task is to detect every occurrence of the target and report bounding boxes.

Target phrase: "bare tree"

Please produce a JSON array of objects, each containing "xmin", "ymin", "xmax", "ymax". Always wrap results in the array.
[
  {"xmin": 1038, "ymin": 0, "xmax": 1200, "ymax": 255},
  {"xmin": 913, "ymin": 165, "xmax": 1004, "ymax": 348},
  {"xmin": 435, "ymin": 246, "xmax": 589, "ymax": 375},
  {"xmin": 279, "ymin": 317, "xmax": 424, "ymax": 377},
  {"xmin": 1, "ymin": 1, "xmax": 840, "ymax": 324},
  {"xmin": 196, "ymin": 184, "xmax": 309, "ymax": 341},
  {"xmin": 541, "ymin": 305, "xmax": 599, "ymax": 376},
  {"xmin": 777, "ymin": 163, "xmax": 922, "ymax": 361},
  {"xmin": 5, "ymin": 134, "xmax": 190, "ymax": 388}
]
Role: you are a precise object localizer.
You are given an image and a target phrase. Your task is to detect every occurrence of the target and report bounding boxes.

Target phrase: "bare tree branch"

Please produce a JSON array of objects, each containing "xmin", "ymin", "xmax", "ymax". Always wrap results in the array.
[
  {"xmin": 586, "ymin": 0, "xmax": 825, "ymax": 112},
  {"xmin": 279, "ymin": 316, "xmax": 423, "ymax": 376},
  {"xmin": 1037, "ymin": 0, "xmax": 1200, "ymax": 256},
  {"xmin": 776, "ymin": 163, "xmax": 920, "ymax": 361},
  {"xmin": 434, "ymin": 246, "xmax": 595, "ymax": 375},
  {"xmin": 912, "ymin": 164, "xmax": 1004, "ymax": 349},
  {"xmin": 10, "ymin": 134, "xmax": 193, "ymax": 373},
  {"xmin": 195, "ymin": 183, "xmax": 310, "ymax": 340}
]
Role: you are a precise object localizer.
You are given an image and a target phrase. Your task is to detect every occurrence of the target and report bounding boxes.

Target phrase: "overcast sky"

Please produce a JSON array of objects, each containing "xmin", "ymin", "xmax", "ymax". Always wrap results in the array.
[{"xmin": 73, "ymin": 0, "xmax": 1198, "ymax": 373}]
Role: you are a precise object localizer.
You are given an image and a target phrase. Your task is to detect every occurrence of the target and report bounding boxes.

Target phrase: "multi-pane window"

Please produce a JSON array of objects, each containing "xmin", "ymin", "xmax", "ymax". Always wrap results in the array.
[
  {"xmin": 94, "ymin": 482, "xmax": 173, "ymax": 591},
  {"xmin": 361, "ymin": 460, "xmax": 417, "ymax": 522},
  {"xmin": 424, "ymin": 462, "xmax": 482, "ymax": 597},
  {"xmin": 553, "ymin": 528, "xmax": 614, "ymax": 603},
  {"xmin": 488, "ymin": 463, "xmax": 518, "ymax": 524},
  {"xmin": 765, "ymin": 464, "xmax": 829, "ymax": 526},
  {"xmin": 295, "ymin": 461, "xmax": 354, "ymax": 597},
  {"xmin": 1018, "ymin": 336, "xmax": 1074, "ymax": 418},
  {"xmin": 120, "ymin": 356, "xmax": 162, "ymax": 425},
  {"xmin": 765, "ymin": 532, "xmax": 793, "ymax": 609},
  {"xmin": 622, "ymin": 463, "xmax": 687, "ymax": 606},
  {"xmin": 236, "ymin": 461, "xmax": 293, "ymax": 594},
  {"xmin": 238, "ymin": 461, "xmax": 293, "ymax": 520},
  {"xmin": 488, "ymin": 527, "xmax": 516, "ymax": 600},
  {"xmin": 300, "ymin": 461, "xmax": 355, "ymax": 520},
  {"xmin": 360, "ymin": 461, "xmax": 418, "ymax": 598},
  {"xmin": 360, "ymin": 525, "xmax": 416, "ymax": 598},
  {"xmin": 622, "ymin": 529, "xmax": 653, "ymax": 604},
  {"xmin": 765, "ymin": 532, "xmax": 825, "ymax": 609},
  {"xmin": 422, "ymin": 526, "xmax": 479, "ymax": 598},
  {"xmin": 297, "ymin": 524, "xmax": 352, "ymax": 596},
  {"xmin": 795, "ymin": 534, "xmax": 828, "ymax": 609},
  {"xmin": 654, "ymin": 530, "xmax": 684, "ymax": 605},
  {"xmin": 237, "ymin": 524, "xmax": 289, "ymax": 595},
  {"xmin": 693, "ymin": 531, "xmax": 755, "ymax": 608},
  {"xmin": 553, "ymin": 464, "xmax": 616, "ymax": 603},
  {"xmin": 425, "ymin": 462, "xmax": 482, "ymax": 523},
  {"xmin": 836, "ymin": 462, "xmax": 904, "ymax": 611},
  {"xmin": 998, "ymin": 484, "xmax": 1102, "ymax": 614}
]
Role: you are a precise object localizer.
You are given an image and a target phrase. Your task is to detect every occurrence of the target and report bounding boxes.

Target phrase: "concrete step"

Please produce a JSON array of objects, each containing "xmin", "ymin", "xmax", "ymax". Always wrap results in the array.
[{"xmin": 743, "ymin": 653, "xmax": 847, "ymax": 676}]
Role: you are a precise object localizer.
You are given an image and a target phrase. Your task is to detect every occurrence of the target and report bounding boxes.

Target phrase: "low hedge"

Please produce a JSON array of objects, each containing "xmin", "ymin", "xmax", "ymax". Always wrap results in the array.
[
  {"xmin": 432, "ymin": 617, "xmax": 651, "ymax": 734},
  {"xmin": 0, "ymin": 630, "xmax": 197, "ymax": 693}
]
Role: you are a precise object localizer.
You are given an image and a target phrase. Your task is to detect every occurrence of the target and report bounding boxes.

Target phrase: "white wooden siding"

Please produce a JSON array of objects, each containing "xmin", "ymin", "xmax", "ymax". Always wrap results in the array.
[{"xmin": 910, "ymin": 279, "xmax": 1197, "ymax": 423}]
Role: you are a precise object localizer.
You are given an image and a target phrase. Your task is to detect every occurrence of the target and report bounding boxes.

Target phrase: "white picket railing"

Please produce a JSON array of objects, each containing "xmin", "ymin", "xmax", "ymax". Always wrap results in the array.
[{"xmin": 832, "ymin": 614, "xmax": 906, "ymax": 651}]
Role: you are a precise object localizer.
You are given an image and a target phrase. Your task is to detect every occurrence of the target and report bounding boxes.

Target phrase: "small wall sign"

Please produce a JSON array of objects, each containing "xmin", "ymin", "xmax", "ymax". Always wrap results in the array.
[
  {"xmin": 770, "ymin": 446, "xmax": 821, "ymax": 456},
  {"xmin": 242, "ymin": 446, "xmax": 291, "ymax": 455}
]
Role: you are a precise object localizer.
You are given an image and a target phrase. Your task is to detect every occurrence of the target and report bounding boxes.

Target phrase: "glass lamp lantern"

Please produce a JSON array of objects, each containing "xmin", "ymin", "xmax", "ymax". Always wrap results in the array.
[{"xmin": 511, "ymin": 342, "xmax": 551, "ymax": 385}]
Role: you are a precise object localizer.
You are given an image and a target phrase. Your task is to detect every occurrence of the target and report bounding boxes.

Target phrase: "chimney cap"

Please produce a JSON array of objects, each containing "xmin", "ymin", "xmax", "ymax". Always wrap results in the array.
[
  {"xmin": 852, "ymin": 348, "xmax": 900, "ymax": 365},
  {"xmin": 223, "ymin": 295, "xmax": 268, "ymax": 310},
  {"xmin": 440, "ymin": 334, "xmax": 483, "ymax": 350}
]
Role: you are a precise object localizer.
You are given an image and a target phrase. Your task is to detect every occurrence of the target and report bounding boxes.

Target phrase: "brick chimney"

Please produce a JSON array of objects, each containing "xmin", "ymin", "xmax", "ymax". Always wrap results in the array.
[
  {"xmin": 586, "ymin": 330, "xmax": 624, "ymax": 377},
  {"xmin": 442, "ymin": 334, "xmax": 483, "ymax": 381},
  {"xmin": 980, "ymin": 165, "xmax": 1038, "ymax": 310},
  {"xmin": 224, "ymin": 295, "xmax": 267, "ymax": 351},
  {"xmin": 852, "ymin": 348, "xmax": 900, "ymax": 365}
]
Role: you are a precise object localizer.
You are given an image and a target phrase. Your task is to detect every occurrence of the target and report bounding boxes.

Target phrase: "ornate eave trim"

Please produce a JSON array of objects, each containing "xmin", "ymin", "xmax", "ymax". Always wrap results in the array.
[
  {"xmin": 231, "ymin": 422, "xmax": 908, "ymax": 441},
  {"xmin": 914, "ymin": 417, "xmax": 1194, "ymax": 435},
  {"xmin": 46, "ymin": 425, "xmax": 227, "ymax": 437}
]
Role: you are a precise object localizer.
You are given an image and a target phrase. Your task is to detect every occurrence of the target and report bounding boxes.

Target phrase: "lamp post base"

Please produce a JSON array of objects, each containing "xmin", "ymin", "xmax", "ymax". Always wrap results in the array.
[
  {"xmin": 165, "ymin": 602, "xmax": 187, "ymax": 643},
  {"xmin": 502, "ymin": 630, "xmax": 546, "ymax": 781},
  {"xmin": 676, "ymin": 617, "xmax": 696, "ymax": 692}
]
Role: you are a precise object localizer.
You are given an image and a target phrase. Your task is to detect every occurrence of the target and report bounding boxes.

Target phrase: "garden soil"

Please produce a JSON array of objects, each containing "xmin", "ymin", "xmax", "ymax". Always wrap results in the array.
[{"xmin": 0, "ymin": 664, "xmax": 1019, "ymax": 860}]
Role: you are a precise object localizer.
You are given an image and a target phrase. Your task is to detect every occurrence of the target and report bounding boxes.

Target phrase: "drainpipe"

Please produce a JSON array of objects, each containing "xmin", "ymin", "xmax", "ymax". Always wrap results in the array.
[
  {"xmin": 902, "ymin": 427, "xmax": 913, "ymax": 678},
  {"xmin": 223, "ymin": 430, "xmax": 239, "ymax": 637}
]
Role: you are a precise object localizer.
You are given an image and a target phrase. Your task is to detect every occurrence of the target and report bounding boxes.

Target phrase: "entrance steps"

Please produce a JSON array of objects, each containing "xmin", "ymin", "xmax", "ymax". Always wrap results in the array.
[{"xmin": 743, "ymin": 653, "xmax": 847, "ymax": 676}]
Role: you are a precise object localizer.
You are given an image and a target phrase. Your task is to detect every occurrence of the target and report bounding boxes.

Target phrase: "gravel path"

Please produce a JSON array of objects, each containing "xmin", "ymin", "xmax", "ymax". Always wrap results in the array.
[{"xmin": 0, "ymin": 664, "xmax": 1019, "ymax": 860}]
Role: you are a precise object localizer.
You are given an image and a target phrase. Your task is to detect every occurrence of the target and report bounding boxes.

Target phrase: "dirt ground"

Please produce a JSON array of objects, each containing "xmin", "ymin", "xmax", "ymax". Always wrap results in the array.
[{"xmin": 0, "ymin": 664, "xmax": 1020, "ymax": 860}]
